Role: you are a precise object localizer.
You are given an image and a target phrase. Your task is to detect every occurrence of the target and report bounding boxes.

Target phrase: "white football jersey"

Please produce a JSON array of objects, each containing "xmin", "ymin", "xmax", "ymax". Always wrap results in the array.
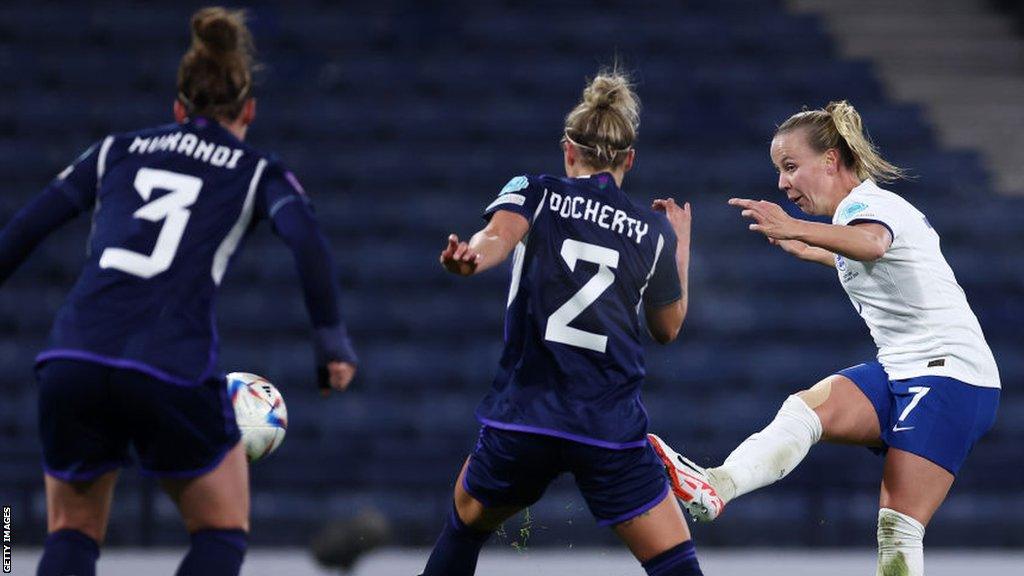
[{"xmin": 831, "ymin": 180, "xmax": 1000, "ymax": 388}]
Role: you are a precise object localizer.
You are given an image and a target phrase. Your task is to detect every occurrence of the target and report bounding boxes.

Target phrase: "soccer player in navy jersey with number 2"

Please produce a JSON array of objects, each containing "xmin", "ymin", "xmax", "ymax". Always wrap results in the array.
[
  {"xmin": 424, "ymin": 70, "xmax": 703, "ymax": 576},
  {"xmin": 0, "ymin": 8, "xmax": 356, "ymax": 576}
]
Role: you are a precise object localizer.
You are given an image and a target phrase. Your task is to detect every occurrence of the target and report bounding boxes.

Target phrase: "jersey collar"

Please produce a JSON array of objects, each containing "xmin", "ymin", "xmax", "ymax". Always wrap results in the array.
[{"xmin": 574, "ymin": 172, "xmax": 620, "ymax": 191}]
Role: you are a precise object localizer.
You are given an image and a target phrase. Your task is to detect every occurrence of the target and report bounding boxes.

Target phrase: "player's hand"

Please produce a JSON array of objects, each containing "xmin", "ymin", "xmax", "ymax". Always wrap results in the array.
[
  {"xmin": 318, "ymin": 361, "xmax": 356, "ymax": 397},
  {"xmin": 728, "ymin": 198, "xmax": 801, "ymax": 240},
  {"xmin": 652, "ymin": 198, "xmax": 691, "ymax": 247},
  {"xmin": 439, "ymin": 233, "xmax": 480, "ymax": 276},
  {"xmin": 769, "ymin": 237, "xmax": 810, "ymax": 258}
]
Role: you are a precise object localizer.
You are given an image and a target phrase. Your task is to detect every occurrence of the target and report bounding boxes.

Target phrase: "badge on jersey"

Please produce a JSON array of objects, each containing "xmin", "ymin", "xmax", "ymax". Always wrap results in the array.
[
  {"xmin": 498, "ymin": 175, "xmax": 529, "ymax": 196},
  {"xmin": 841, "ymin": 201, "xmax": 868, "ymax": 220},
  {"xmin": 486, "ymin": 175, "xmax": 531, "ymax": 212}
]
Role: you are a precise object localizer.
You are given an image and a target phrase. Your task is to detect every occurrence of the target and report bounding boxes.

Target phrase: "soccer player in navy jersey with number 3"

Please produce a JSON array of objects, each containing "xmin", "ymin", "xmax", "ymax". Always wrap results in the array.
[
  {"xmin": 0, "ymin": 8, "xmax": 356, "ymax": 576},
  {"xmin": 423, "ymin": 70, "xmax": 703, "ymax": 576}
]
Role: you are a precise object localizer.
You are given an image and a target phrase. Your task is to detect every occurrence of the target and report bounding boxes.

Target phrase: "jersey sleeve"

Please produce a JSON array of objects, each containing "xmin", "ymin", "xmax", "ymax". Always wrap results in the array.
[
  {"xmin": 257, "ymin": 162, "xmax": 358, "ymax": 368},
  {"xmin": 482, "ymin": 175, "xmax": 546, "ymax": 222},
  {"xmin": 0, "ymin": 142, "xmax": 105, "ymax": 286},
  {"xmin": 51, "ymin": 139, "xmax": 106, "ymax": 211},
  {"xmin": 833, "ymin": 191, "xmax": 901, "ymax": 241},
  {"xmin": 256, "ymin": 161, "xmax": 314, "ymax": 224},
  {"xmin": 642, "ymin": 222, "xmax": 681, "ymax": 308}
]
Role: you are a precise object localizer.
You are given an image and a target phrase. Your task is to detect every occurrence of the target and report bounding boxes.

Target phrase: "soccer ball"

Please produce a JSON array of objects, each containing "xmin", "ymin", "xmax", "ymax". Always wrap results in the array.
[{"xmin": 226, "ymin": 372, "xmax": 288, "ymax": 462}]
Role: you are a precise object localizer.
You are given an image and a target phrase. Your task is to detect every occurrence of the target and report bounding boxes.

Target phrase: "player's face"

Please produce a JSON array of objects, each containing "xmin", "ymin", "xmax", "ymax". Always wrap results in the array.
[{"xmin": 770, "ymin": 130, "xmax": 832, "ymax": 216}]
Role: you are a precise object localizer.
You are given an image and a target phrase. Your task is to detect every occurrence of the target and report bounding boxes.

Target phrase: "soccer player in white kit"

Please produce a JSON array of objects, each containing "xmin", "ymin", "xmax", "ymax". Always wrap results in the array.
[{"xmin": 648, "ymin": 101, "xmax": 1000, "ymax": 576}]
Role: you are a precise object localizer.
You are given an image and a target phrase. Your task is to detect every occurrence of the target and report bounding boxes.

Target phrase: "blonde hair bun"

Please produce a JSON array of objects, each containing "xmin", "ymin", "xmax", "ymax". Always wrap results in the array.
[{"xmin": 564, "ymin": 68, "xmax": 640, "ymax": 169}]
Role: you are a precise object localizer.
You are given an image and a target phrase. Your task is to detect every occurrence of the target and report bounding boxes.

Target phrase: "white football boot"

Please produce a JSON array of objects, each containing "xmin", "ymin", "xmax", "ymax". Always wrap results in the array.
[{"xmin": 647, "ymin": 433, "xmax": 725, "ymax": 522}]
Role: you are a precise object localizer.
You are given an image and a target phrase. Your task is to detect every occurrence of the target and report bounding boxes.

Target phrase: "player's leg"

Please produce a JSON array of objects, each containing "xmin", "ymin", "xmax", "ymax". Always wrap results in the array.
[
  {"xmin": 872, "ymin": 377, "xmax": 999, "ymax": 576},
  {"xmin": 712, "ymin": 371, "xmax": 883, "ymax": 500},
  {"xmin": 451, "ymin": 459, "xmax": 524, "ymax": 531},
  {"xmin": 124, "ymin": 370, "xmax": 248, "ymax": 576},
  {"xmin": 873, "ymin": 449, "xmax": 951, "ymax": 576},
  {"xmin": 36, "ymin": 359, "xmax": 129, "ymax": 576},
  {"xmin": 422, "ymin": 428, "xmax": 558, "ymax": 576},
  {"xmin": 421, "ymin": 459, "xmax": 523, "ymax": 576},
  {"xmin": 37, "ymin": 471, "xmax": 118, "ymax": 576},
  {"xmin": 653, "ymin": 362, "xmax": 887, "ymax": 520},
  {"xmin": 161, "ymin": 442, "xmax": 250, "ymax": 576},
  {"xmin": 614, "ymin": 493, "xmax": 702, "ymax": 575},
  {"xmin": 575, "ymin": 442, "xmax": 702, "ymax": 575}
]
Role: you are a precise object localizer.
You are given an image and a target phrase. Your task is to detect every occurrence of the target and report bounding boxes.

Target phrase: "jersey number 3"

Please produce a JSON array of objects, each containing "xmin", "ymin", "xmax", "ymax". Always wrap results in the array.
[
  {"xmin": 99, "ymin": 168, "xmax": 201, "ymax": 278},
  {"xmin": 545, "ymin": 239, "xmax": 620, "ymax": 353}
]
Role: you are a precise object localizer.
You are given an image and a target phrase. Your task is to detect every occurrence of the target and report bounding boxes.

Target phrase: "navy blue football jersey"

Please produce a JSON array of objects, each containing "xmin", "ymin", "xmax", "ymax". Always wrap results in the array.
[
  {"xmin": 476, "ymin": 173, "xmax": 681, "ymax": 449},
  {"xmin": 34, "ymin": 118, "xmax": 325, "ymax": 385}
]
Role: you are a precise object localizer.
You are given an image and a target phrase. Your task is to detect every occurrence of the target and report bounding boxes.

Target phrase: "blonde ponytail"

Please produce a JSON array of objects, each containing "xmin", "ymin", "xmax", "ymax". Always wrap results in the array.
[
  {"xmin": 778, "ymin": 100, "xmax": 906, "ymax": 183},
  {"xmin": 563, "ymin": 68, "xmax": 640, "ymax": 169}
]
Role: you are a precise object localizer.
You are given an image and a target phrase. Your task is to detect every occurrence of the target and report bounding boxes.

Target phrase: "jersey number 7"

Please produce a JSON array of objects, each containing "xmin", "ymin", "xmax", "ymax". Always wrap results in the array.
[
  {"xmin": 99, "ymin": 168, "xmax": 201, "ymax": 279},
  {"xmin": 545, "ymin": 239, "xmax": 619, "ymax": 353}
]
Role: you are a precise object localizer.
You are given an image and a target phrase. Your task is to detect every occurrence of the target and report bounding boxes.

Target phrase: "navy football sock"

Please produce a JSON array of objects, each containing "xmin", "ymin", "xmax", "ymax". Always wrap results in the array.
[
  {"xmin": 176, "ymin": 528, "xmax": 248, "ymax": 576},
  {"xmin": 642, "ymin": 540, "xmax": 703, "ymax": 576},
  {"xmin": 421, "ymin": 504, "xmax": 492, "ymax": 576},
  {"xmin": 37, "ymin": 528, "xmax": 100, "ymax": 576}
]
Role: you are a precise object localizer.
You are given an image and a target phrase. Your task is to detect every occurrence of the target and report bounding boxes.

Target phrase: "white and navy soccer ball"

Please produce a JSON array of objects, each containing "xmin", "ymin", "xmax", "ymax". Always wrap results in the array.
[{"xmin": 226, "ymin": 372, "xmax": 288, "ymax": 462}]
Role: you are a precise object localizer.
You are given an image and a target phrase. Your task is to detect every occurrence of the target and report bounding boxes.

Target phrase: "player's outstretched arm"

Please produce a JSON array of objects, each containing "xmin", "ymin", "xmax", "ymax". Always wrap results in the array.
[
  {"xmin": 439, "ymin": 210, "xmax": 529, "ymax": 276},
  {"xmin": 768, "ymin": 238, "xmax": 837, "ymax": 268},
  {"xmin": 0, "ymin": 186, "xmax": 86, "ymax": 287},
  {"xmin": 270, "ymin": 198, "xmax": 358, "ymax": 397},
  {"xmin": 645, "ymin": 198, "xmax": 690, "ymax": 344},
  {"xmin": 728, "ymin": 198, "xmax": 891, "ymax": 262}
]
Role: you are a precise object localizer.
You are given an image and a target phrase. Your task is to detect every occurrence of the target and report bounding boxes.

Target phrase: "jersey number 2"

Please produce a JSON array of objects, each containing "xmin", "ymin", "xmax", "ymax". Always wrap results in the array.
[
  {"xmin": 545, "ymin": 239, "xmax": 619, "ymax": 353},
  {"xmin": 99, "ymin": 168, "xmax": 201, "ymax": 279}
]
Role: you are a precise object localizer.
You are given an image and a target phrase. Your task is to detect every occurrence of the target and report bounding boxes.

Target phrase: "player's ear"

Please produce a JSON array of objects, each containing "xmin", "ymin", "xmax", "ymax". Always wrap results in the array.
[
  {"xmin": 173, "ymin": 99, "xmax": 188, "ymax": 123},
  {"xmin": 563, "ymin": 140, "xmax": 579, "ymax": 177},
  {"xmin": 241, "ymin": 98, "xmax": 256, "ymax": 126},
  {"xmin": 623, "ymin": 149, "xmax": 636, "ymax": 173},
  {"xmin": 823, "ymin": 148, "xmax": 839, "ymax": 175}
]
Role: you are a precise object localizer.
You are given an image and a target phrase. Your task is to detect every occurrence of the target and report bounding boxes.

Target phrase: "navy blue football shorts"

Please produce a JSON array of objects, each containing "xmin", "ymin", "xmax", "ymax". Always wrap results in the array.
[
  {"xmin": 837, "ymin": 361, "xmax": 999, "ymax": 475},
  {"xmin": 37, "ymin": 358, "xmax": 241, "ymax": 481},
  {"xmin": 462, "ymin": 426, "xmax": 670, "ymax": 527}
]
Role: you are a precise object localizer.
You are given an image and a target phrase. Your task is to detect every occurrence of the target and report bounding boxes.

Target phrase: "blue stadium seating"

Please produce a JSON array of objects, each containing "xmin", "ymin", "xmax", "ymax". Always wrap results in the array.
[{"xmin": 1, "ymin": 0, "xmax": 1021, "ymax": 549}]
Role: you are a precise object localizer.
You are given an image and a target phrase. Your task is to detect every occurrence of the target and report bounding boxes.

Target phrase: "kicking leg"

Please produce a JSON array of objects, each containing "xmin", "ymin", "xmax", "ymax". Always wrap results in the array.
[
  {"xmin": 875, "ymin": 449, "xmax": 953, "ymax": 576},
  {"xmin": 37, "ymin": 470, "xmax": 118, "ymax": 576},
  {"xmin": 652, "ymin": 374, "xmax": 880, "ymax": 520}
]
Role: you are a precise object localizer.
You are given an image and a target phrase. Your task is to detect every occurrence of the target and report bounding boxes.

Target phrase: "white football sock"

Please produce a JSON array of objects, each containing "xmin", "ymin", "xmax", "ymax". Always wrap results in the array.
[
  {"xmin": 877, "ymin": 507, "xmax": 925, "ymax": 576},
  {"xmin": 707, "ymin": 395, "xmax": 823, "ymax": 502}
]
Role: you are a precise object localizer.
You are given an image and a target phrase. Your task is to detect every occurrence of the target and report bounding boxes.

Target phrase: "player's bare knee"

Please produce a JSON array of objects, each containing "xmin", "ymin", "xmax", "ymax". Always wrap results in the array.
[
  {"xmin": 176, "ymin": 493, "xmax": 250, "ymax": 533},
  {"xmin": 50, "ymin": 513, "xmax": 106, "ymax": 544},
  {"xmin": 454, "ymin": 492, "xmax": 483, "ymax": 523},
  {"xmin": 184, "ymin": 514, "xmax": 250, "ymax": 534},
  {"xmin": 453, "ymin": 492, "xmax": 516, "ymax": 532},
  {"xmin": 796, "ymin": 379, "xmax": 833, "ymax": 410}
]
